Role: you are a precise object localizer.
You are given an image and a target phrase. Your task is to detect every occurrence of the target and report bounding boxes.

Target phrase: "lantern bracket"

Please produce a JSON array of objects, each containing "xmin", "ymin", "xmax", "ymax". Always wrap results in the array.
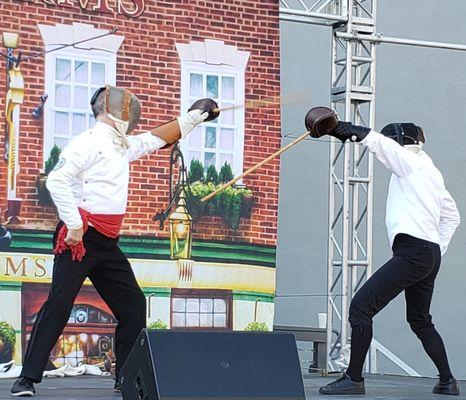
[{"xmin": 153, "ymin": 143, "xmax": 192, "ymax": 230}]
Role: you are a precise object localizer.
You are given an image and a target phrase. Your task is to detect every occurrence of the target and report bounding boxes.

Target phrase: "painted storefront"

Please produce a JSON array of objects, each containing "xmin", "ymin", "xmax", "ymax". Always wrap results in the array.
[{"xmin": 0, "ymin": 0, "xmax": 281, "ymax": 369}]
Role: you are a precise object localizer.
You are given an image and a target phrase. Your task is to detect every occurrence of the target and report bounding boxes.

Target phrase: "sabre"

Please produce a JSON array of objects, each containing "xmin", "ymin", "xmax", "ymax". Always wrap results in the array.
[
  {"xmin": 212, "ymin": 91, "xmax": 309, "ymax": 113},
  {"xmin": 200, "ymin": 130, "xmax": 310, "ymax": 203}
]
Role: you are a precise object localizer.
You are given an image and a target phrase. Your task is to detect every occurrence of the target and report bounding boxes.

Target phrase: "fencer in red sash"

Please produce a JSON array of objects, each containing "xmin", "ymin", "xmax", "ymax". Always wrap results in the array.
[
  {"xmin": 305, "ymin": 108, "xmax": 460, "ymax": 396},
  {"xmin": 10, "ymin": 86, "xmax": 218, "ymax": 397}
]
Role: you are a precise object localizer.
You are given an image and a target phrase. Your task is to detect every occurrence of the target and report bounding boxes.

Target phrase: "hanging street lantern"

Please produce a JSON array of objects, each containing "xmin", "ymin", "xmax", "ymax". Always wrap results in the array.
[
  {"xmin": 168, "ymin": 188, "xmax": 193, "ymax": 260},
  {"xmin": 154, "ymin": 143, "xmax": 196, "ymax": 261}
]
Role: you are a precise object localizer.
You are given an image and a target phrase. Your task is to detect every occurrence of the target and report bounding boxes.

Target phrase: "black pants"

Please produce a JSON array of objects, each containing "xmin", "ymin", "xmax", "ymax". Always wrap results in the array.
[
  {"xmin": 347, "ymin": 233, "xmax": 453, "ymax": 381},
  {"xmin": 349, "ymin": 233, "xmax": 441, "ymax": 330},
  {"xmin": 21, "ymin": 225, "xmax": 146, "ymax": 383}
]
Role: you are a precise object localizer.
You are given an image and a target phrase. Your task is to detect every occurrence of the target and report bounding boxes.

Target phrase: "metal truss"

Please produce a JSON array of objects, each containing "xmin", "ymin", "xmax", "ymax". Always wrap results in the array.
[
  {"xmin": 280, "ymin": 0, "xmax": 377, "ymax": 372},
  {"xmin": 280, "ymin": 0, "xmax": 377, "ymax": 369},
  {"xmin": 279, "ymin": 0, "xmax": 347, "ymax": 25},
  {"xmin": 327, "ymin": 0, "xmax": 376, "ymax": 371}
]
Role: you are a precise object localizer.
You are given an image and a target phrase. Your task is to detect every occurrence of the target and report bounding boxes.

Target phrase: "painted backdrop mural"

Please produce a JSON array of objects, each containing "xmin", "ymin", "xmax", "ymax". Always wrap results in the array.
[{"xmin": 0, "ymin": 0, "xmax": 280, "ymax": 370}]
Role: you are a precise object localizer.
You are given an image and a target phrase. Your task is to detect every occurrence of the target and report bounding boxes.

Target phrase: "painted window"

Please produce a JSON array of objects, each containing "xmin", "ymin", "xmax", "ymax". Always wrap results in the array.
[
  {"xmin": 177, "ymin": 40, "xmax": 249, "ymax": 177},
  {"xmin": 44, "ymin": 49, "xmax": 116, "ymax": 157},
  {"xmin": 181, "ymin": 66, "xmax": 243, "ymax": 175},
  {"xmin": 171, "ymin": 289, "xmax": 232, "ymax": 330},
  {"xmin": 39, "ymin": 23, "xmax": 123, "ymax": 161}
]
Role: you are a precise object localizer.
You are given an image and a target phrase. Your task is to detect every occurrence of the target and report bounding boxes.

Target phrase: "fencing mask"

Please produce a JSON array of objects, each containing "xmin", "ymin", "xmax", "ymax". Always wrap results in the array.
[
  {"xmin": 380, "ymin": 123, "xmax": 425, "ymax": 153},
  {"xmin": 90, "ymin": 85, "xmax": 141, "ymax": 148}
]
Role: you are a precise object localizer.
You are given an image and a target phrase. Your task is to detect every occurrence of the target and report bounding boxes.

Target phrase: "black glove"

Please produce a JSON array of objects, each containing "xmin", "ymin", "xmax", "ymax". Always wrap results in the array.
[{"xmin": 329, "ymin": 121, "xmax": 371, "ymax": 143}]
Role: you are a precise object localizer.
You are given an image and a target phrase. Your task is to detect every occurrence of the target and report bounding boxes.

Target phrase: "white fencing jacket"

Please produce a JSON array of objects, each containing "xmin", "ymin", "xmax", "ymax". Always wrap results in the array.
[
  {"xmin": 46, "ymin": 122, "xmax": 166, "ymax": 229},
  {"xmin": 362, "ymin": 131, "xmax": 460, "ymax": 255}
]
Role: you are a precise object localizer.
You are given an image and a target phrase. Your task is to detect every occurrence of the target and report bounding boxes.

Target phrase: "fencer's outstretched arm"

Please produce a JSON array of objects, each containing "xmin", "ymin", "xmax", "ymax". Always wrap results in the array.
[
  {"xmin": 304, "ymin": 110, "xmax": 422, "ymax": 177},
  {"xmin": 150, "ymin": 110, "xmax": 208, "ymax": 144},
  {"xmin": 129, "ymin": 98, "xmax": 215, "ymax": 157},
  {"xmin": 361, "ymin": 130, "xmax": 423, "ymax": 177},
  {"xmin": 438, "ymin": 190, "xmax": 460, "ymax": 255},
  {"xmin": 149, "ymin": 98, "xmax": 216, "ymax": 145},
  {"xmin": 126, "ymin": 110, "xmax": 208, "ymax": 161}
]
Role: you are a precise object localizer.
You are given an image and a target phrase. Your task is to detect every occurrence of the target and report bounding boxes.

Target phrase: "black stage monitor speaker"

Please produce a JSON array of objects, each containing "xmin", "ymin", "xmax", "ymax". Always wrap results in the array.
[{"xmin": 120, "ymin": 329, "xmax": 305, "ymax": 400}]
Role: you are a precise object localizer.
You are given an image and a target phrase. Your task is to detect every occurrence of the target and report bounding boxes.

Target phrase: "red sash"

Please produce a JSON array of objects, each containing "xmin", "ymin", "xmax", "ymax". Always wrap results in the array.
[{"xmin": 53, "ymin": 208, "xmax": 125, "ymax": 262}]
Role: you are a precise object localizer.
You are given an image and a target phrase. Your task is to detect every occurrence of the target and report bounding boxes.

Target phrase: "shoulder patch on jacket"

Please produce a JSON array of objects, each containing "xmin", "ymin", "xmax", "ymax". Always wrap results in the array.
[{"xmin": 53, "ymin": 158, "xmax": 66, "ymax": 171}]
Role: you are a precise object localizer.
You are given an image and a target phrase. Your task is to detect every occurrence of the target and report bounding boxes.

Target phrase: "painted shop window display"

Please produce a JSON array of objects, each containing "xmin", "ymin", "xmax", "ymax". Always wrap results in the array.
[
  {"xmin": 48, "ymin": 332, "xmax": 114, "ymax": 368},
  {"xmin": 22, "ymin": 284, "xmax": 117, "ymax": 368},
  {"xmin": 0, "ymin": 1, "xmax": 280, "ymax": 379}
]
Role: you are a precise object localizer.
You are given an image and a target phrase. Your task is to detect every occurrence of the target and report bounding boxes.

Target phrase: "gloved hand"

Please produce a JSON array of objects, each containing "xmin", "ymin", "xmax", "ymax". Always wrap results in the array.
[
  {"xmin": 188, "ymin": 98, "xmax": 220, "ymax": 122},
  {"xmin": 177, "ymin": 109, "xmax": 209, "ymax": 138},
  {"xmin": 304, "ymin": 106, "xmax": 370, "ymax": 143},
  {"xmin": 329, "ymin": 121, "xmax": 371, "ymax": 143}
]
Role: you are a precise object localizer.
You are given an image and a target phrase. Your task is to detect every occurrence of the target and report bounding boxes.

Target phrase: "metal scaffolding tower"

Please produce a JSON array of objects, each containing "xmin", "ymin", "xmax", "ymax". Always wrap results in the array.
[
  {"xmin": 279, "ymin": 0, "xmax": 466, "ymax": 373},
  {"xmin": 280, "ymin": 0, "xmax": 376, "ymax": 372},
  {"xmin": 328, "ymin": 0, "xmax": 376, "ymax": 372}
]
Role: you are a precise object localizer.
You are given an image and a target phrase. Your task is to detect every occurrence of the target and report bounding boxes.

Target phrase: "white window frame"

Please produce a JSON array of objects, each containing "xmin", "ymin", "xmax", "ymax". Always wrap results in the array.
[
  {"xmin": 43, "ymin": 47, "xmax": 116, "ymax": 162},
  {"xmin": 180, "ymin": 61, "xmax": 246, "ymax": 177}
]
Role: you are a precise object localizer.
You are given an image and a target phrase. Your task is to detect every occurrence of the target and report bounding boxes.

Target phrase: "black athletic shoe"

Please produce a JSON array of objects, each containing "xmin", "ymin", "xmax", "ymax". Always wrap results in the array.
[
  {"xmin": 114, "ymin": 380, "xmax": 121, "ymax": 393},
  {"xmin": 433, "ymin": 378, "xmax": 460, "ymax": 396},
  {"xmin": 10, "ymin": 377, "xmax": 35, "ymax": 397},
  {"xmin": 319, "ymin": 373, "xmax": 365, "ymax": 395}
]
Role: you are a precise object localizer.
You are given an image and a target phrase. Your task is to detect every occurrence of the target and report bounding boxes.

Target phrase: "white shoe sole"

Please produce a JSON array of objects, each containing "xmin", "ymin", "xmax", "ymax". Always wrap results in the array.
[{"xmin": 11, "ymin": 390, "xmax": 34, "ymax": 397}]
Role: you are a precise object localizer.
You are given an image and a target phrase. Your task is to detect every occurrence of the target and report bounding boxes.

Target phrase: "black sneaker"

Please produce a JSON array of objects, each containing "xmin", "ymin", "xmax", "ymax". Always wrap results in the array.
[
  {"xmin": 433, "ymin": 378, "xmax": 460, "ymax": 396},
  {"xmin": 114, "ymin": 379, "xmax": 121, "ymax": 393},
  {"xmin": 10, "ymin": 377, "xmax": 35, "ymax": 397},
  {"xmin": 319, "ymin": 373, "xmax": 365, "ymax": 395}
]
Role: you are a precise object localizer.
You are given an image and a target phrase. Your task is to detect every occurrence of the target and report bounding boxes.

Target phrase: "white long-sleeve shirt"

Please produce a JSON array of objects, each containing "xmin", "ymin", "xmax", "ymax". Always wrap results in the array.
[
  {"xmin": 46, "ymin": 121, "xmax": 166, "ymax": 229},
  {"xmin": 361, "ymin": 130, "xmax": 460, "ymax": 255}
]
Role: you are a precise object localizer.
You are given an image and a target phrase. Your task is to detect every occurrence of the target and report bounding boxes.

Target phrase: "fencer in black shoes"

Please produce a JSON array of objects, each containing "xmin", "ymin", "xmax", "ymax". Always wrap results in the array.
[
  {"xmin": 319, "ymin": 374, "xmax": 365, "ymax": 395},
  {"xmin": 305, "ymin": 108, "xmax": 460, "ymax": 396}
]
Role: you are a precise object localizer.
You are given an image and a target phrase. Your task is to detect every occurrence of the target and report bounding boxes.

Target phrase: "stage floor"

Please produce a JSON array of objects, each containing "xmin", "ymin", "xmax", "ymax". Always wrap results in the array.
[{"xmin": 0, "ymin": 374, "xmax": 465, "ymax": 399}]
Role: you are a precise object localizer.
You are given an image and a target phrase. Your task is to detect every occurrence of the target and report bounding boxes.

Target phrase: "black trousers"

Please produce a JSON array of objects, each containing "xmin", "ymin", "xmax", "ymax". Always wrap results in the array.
[
  {"xmin": 346, "ymin": 233, "xmax": 455, "ymax": 381},
  {"xmin": 349, "ymin": 233, "xmax": 441, "ymax": 331},
  {"xmin": 21, "ymin": 224, "xmax": 146, "ymax": 383}
]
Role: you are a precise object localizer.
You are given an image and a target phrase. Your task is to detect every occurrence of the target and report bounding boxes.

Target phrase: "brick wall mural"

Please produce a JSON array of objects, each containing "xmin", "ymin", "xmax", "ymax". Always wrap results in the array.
[{"xmin": 0, "ymin": 0, "xmax": 280, "ymax": 369}]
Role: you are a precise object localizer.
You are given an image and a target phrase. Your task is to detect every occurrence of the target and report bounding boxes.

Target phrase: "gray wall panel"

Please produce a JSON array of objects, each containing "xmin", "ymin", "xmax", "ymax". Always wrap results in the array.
[{"xmin": 278, "ymin": 0, "xmax": 466, "ymax": 378}]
